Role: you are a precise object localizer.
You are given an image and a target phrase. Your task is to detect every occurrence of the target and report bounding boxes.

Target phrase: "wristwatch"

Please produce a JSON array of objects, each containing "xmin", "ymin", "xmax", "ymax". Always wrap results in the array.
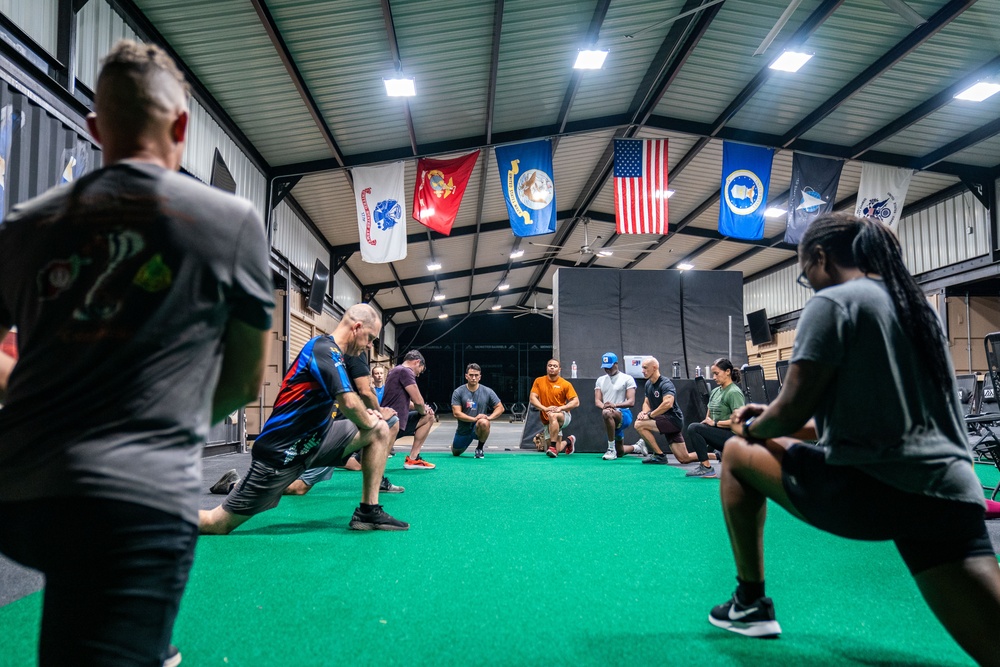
[
  {"xmin": 742, "ymin": 417, "xmax": 766, "ymax": 443},
  {"xmin": 713, "ymin": 419, "xmax": 718, "ymax": 427}
]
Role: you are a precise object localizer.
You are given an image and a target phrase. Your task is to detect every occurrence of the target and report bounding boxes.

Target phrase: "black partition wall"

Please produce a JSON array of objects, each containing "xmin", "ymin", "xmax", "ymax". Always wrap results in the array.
[{"xmin": 553, "ymin": 268, "xmax": 746, "ymax": 379}]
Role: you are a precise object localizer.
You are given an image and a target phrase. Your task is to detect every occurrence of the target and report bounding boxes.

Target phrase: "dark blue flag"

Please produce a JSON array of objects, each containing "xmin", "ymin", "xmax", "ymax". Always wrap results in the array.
[
  {"xmin": 495, "ymin": 140, "xmax": 556, "ymax": 237},
  {"xmin": 784, "ymin": 153, "xmax": 843, "ymax": 244},
  {"xmin": 718, "ymin": 142, "xmax": 773, "ymax": 241}
]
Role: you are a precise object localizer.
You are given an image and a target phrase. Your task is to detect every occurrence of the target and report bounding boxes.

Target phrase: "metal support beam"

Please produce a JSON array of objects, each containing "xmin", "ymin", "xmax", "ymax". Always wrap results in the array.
[
  {"xmin": 384, "ymin": 285, "xmax": 551, "ymax": 317},
  {"xmin": 624, "ymin": 192, "xmax": 721, "ymax": 269},
  {"xmin": 389, "ymin": 263, "xmax": 420, "ymax": 322},
  {"xmin": 915, "ymin": 117, "xmax": 1000, "ymax": 171},
  {"xmin": 271, "ymin": 176, "xmax": 302, "ymax": 210},
  {"xmin": 56, "ymin": 0, "xmax": 78, "ymax": 94}
]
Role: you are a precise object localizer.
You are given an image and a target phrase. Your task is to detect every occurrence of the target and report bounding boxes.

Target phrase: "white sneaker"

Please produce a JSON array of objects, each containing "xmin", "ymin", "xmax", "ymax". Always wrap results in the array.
[
  {"xmin": 602, "ymin": 446, "xmax": 618, "ymax": 460},
  {"xmin": 632, "ymin": 440, "xmax": 649, "ymax": 456}
]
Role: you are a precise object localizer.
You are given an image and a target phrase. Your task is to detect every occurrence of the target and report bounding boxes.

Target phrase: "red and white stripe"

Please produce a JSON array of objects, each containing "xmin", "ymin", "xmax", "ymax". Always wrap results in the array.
[{"xmin": 614, "ymin": 139, "xmax": 669, "ymax": 235}]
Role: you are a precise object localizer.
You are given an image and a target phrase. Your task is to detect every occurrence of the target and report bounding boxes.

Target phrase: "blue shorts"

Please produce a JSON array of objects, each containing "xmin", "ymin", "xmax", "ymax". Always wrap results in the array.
[
  {"xmin": 615, "ymin": 409, "xmax": 633, "ymax": 439},
  {"xmin": 452, "ymin": 431, "xmax": 476, "ymax": 452}
]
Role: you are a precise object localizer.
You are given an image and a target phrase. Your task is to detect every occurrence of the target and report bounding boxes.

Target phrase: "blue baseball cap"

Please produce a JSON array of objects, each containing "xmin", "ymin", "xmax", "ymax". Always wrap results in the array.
[{"xmin": 601, "ymin": 352, "xmax": 618, "ymax": 368}]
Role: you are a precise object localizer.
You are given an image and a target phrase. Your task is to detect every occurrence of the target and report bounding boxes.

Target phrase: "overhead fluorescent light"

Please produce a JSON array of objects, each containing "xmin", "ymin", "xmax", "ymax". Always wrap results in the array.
[
  {"xmin": 433, "ymin": 294, "xmax": 446, "ymax": 301},
  {"xmin": 491, "ymin": 304, "xmax": 502, "ymax": 311},
  {"xmin": 596, "ymin": 250, "xmax": 614, "ymax": 257},
  {"xmin": 438, "ymin": 312, "xmax": 449, "ymax": 319},
  {"xmin": 384, "ymin": 77, "xmax": 415, "ymax": 97},
  {"xmin": 769, "ymin": 51, "xmax": 812, "ymax": 73},
  {"xmin": 655, "ymin": 189, "xmax": 675, "ymax": 199},
  {"xmin": 677, "ymin": 263, "xmax": 694, "ymax": 271},
  {"xmin": 509, "ymin": 249, "xmax": 525, "ymax": 259},
  {"xmin": 427, "ymin": 262, "xmax": 442, "ymax": 271},
  {"xmin": 498, "ymin": 283, "xmax": 510, "ymax": 291},
  {"xmin": 546, "ymin": 303, "xmax": 554, "ymax": 310},
  {"xmin": 574, "ymin": 50, "xmax": 608, "ymax": 70},
  {"xmin": 764, "ymin": 207, "xmax": 786, "ymax": 218},
  {"xmin": 954, "ymin": 82, "xmax": 1000, "ymax": 102}
]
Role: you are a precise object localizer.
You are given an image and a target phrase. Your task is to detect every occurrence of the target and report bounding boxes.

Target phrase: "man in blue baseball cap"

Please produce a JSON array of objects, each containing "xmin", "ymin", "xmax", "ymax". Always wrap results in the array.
[{"xmin": 595, "ymin": 352, "xmax": 646, "ymax": 460}]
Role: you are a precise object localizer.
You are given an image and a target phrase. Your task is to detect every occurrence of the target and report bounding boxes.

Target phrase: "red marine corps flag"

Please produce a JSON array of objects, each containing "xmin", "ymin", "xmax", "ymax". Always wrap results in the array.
[{"xmin": 411, "ymin": 150, "xmax": 480, "ymax": 235}]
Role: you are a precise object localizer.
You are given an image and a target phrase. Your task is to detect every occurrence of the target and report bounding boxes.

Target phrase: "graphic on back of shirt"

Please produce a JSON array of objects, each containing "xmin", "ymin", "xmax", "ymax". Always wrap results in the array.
[{"xmin": 255, "ymin": 336, "xmax": 353, "ymax": 465}]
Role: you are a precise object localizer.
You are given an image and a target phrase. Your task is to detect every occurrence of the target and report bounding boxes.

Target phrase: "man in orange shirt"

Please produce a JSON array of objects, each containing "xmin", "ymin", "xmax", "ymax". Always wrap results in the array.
[{"xmin": 529, "ymin": 359, "xmax": 580, "ymax": 458}]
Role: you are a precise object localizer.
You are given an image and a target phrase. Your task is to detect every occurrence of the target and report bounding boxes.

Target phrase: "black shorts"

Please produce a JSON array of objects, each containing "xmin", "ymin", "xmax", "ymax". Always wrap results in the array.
[{"xmin": 781, "ymin": 443, "xmax": 994, "ymax": 574}]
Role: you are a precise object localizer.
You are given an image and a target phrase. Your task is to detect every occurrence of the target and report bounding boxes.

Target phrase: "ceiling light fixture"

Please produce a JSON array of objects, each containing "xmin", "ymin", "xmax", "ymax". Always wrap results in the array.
[
  {"xmin": 655, "ymin": 189, "xmax": 675, "ymax": 199},
  {"xmin": 438, "ymin": 312, "xmax": 449, "ymax": 319},
  {"xmin": 546, "ymin": 303, "xmax": 554, "ymax": 310},
  {"xmin": 498, "ymin": 283, "xmax": 510, "ymax": 291},
  {"xmin": 433, "ymin": 294, "xmax": 446, "ymax": 301},
  {"xmin": 764, "ymin": 207, "xmax": 787, "ymax": 218},
  {"xmin": 509, "ymin": 249, "xmax": 525, "ymax": 259},
  {"xmin": 954, "ymin": 82, "xmax": 1000, "ymax": 102},
  {"xmin": 427, "ymin": 262, "xmax": 442, "ymax": 271},
  {"xmin": 384, "ymin": 77, "xmax": 415, "ymax": 97},
  {"xmin": 597, "ymin": 250, "xmax": 614, "ymax": 257},
  {"xmin": 769, "ymin": 50, "xmax": 812, "ymax": 73},
  {"xmin": 574, "ymin": 49, "xmax": 609, "ymax": 70},
  {"xmin": 491, "ymin": 304, "xmax": 502, "ymax": 311},
  {"xmin": 677, "ymin": 263, "xmax": 694, "ymax": 271}
]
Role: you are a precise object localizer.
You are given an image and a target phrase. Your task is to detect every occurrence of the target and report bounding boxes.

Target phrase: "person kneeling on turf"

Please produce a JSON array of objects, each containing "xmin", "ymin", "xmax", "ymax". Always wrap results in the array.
[
  {"xmin": 451, "ymin": 363, "xmax": 505, "ymax": 458},
  {"xmin": 199, "ymin": 304, "xmax": 408, "ymax": 533}
]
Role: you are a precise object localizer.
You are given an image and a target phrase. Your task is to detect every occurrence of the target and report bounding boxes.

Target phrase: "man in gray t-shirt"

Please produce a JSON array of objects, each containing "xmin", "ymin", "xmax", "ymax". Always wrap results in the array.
[
  {"xmin": 450, "ymin": 363, "xmax": 504, "ymax": 458},
  {"xmin": 0, "ymin": 41, "xmax": 273, "ymax": 666}
]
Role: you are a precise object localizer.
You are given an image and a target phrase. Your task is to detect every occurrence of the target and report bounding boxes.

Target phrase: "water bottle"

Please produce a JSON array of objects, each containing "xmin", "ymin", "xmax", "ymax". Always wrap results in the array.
[
  {"xmin": 671, "ymin": 361, "xmax": 680, "ymax": 379},
  {"xmin": 695, "ymin": 365, "xmax": 702, "ymax": 378},
  {"xmin": 571, "ymin": 361, "xmax": 577, "ymax": 378}
]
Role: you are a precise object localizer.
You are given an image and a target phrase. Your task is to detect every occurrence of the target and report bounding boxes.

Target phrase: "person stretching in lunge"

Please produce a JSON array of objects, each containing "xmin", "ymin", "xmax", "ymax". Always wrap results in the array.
[
  {"xmin": 530, "ymin": 359, "xmax": 580, "ymax": 458},
  {"xmin": 595, "ymin": 352, "xmax": 646, "ymax": 460},
  {"xmin": 451, "ymin": 363, "xmax": 505, "ymax": 458},
  {"xmin": 634, "ymin": 357, "xmax": 700, "ymax": 465}
]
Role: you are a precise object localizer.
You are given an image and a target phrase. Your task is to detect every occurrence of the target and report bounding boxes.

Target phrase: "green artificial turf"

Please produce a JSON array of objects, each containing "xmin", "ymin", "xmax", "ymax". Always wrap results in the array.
[{"xmin": 4, "ymin": 453, "xmax": 999, "ymax": 666}]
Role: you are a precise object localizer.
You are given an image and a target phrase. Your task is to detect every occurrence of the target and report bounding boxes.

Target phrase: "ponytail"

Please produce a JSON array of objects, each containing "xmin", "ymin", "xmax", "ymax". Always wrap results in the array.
[{"xmin": 713, "ymin": 357, "xmax": 740, "ymax": 384}]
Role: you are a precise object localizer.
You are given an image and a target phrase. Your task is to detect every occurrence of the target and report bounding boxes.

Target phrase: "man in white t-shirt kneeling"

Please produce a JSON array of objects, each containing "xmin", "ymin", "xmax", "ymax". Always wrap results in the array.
[{"xmin": 595, "ymin": 352, "xmax": 647, "ymax": 460}]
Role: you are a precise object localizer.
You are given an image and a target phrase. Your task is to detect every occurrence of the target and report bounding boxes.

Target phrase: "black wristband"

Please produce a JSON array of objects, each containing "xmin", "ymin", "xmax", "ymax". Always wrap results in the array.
[{"xmin": 742, "ymin": 417, "xmax": 766, "ymax": 443}]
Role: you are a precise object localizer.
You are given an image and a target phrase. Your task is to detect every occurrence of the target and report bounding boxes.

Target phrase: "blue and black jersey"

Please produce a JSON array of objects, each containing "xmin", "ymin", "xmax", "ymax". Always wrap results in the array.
[{"xmin": 252, "ymin": 336, "xmax": 353, "ymax": 467}]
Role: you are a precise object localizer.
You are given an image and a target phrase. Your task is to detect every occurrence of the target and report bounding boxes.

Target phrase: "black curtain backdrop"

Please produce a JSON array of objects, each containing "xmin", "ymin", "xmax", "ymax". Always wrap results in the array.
[
  {"xmin": 680, "ymin": 270, "xmax": 747, "ymax": 376},
  {"xmin": 552, "ymin": 268, "xmax": 622, "ymax": 377}
]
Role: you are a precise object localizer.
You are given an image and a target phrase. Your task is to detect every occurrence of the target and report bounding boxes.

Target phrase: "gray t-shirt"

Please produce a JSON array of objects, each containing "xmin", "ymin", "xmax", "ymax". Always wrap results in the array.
[
  {"xmin": 791, "ymin": 277, "xmax": 982, "ymax": 505},
  {"xmin": 0, "ymin": 162, "xmax": 274, "ymax": 524},
  {"xmin": 451, "ymin": 384, "xmax": 502, "ymax": 436}
]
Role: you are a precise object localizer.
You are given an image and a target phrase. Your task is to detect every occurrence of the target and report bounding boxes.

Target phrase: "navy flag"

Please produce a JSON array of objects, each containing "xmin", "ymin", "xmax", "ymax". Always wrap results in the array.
[
  {"xmin": 495, "ymin": 140, "xmax": 556, "ymax": 237},
  {"xmin": 718, "ymin": 142, "xmax": 774, "ymax": 241},
  {"xmin": 784, "ymin": 153, "xmax": 843, "ymax": 244}
]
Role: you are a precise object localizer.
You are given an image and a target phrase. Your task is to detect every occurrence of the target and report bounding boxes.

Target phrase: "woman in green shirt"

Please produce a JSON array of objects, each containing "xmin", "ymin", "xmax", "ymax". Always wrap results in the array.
[{"xmin": 684, "ymin": 358, "xmax": 745, "ymax": 478}]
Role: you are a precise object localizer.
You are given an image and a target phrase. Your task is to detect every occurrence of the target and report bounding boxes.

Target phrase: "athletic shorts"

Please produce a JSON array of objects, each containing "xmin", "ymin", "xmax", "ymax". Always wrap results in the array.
[
  {"xmin": 452, "ymin": 432, "xmax": 476, "ymax": 452},
  {"xmin": 615, "ymin": 409, "xmax": 633, "ymax": 439},
  {"xmin": 399, "ymin": 410, "xmax": 421, "ymax": 438},
  {"xmin": 223, "ymin": 420, "xmax": 358, "ymax": 516},
  {"xmin": 542, "ymin": 411, "xmax": 571, "ymax": 429},
  {"xmin": 653, "ymin": 414, "xmax": 684, "ymax": 443},
  {"xmin": 781, "ymin": 442, "xmax": 994, "ymax": 575}
]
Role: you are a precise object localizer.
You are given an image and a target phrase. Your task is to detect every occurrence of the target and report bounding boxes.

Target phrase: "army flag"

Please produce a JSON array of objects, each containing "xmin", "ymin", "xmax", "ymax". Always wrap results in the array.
[
  {"xmin": 614, "ymin": 139, "xmax": 669, "ymax": 234},
  {"xmin": 495, "ymin": 140, "xmax": 557, "ymax": 237},
  {"xmin": 353, "ymin": 161, "xmax": 407, "ymax": 263},
  {"xmin": 784, "ymin": 153, "xmax": 843, "ymax": 244},
  {"xmin": 411, "ymin": 150, "xmax": 480, "ymax": 235},
  {"xmin": 718, "ymin": 142, "xmax": 774, "ymax": 240},
  {"xmin": 855, "ymin": 163, "xmax": 914, "ymax": 232}
]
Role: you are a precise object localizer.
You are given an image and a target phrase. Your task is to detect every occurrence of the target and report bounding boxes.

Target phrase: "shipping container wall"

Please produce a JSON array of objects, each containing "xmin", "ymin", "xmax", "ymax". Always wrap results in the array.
[
  {"xmin": 333, "ymin": 267, "xmax": 362, "ymax": 310},
  {"xmin": 271, "ymin": 200, "xmax": 329, "ymax": 279},
  {"xmin": 0, "ymin": 0, "xmax": 59, "ymax": 56}
]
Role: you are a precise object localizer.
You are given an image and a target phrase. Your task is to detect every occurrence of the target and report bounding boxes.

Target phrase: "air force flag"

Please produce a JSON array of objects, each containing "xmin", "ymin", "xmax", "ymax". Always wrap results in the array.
[
  {"xmin": 718, "ymin": 142, "xmax": 774, "ymax": 241},
  {"xmin": 353, "ymin": 162, "xmax": 407, "ymax": 263},
  {"xmin": 784, "ymin": 153, "xmax": 843, "ymax": 244},
  {"xmin": 495, "ymin": 140, "xmax": 557, "ymax": 237}
]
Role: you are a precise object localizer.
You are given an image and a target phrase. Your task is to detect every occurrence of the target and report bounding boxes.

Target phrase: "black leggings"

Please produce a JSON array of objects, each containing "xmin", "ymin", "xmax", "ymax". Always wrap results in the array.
[
  {"xmin": 0, "ymin": 497, "xmax": 197, "ymax": 666},
  {"xmin": 684, "ymin": 422, "xmax": 732, "ymax": 463}
]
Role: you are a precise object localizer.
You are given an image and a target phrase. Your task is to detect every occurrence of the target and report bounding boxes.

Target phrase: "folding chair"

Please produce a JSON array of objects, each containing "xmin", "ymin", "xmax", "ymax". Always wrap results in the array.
[
  {"xmin": 775, "ymin": 360, "xmax": 789, "ymax": 389},
  {"xmin": 740, "ymin": 364, "xmax": 770, "ymax": 404}
]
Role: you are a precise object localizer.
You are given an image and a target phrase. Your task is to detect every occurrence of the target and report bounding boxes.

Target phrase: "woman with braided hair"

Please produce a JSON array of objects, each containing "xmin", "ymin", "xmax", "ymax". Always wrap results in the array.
[{"xmin": 706, "ymin": 212, "xmax": 1000, "ymax": 665}]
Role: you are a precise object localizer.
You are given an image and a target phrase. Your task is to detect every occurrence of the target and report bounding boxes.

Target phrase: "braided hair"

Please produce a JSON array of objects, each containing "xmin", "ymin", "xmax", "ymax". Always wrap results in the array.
[
  {"xmin": 799, "ymin": 212, "xmax": 951, "ymax": 387},
  {"xmin": 712, "ymin": 358, "xmax": 741, "ymax": 385}
]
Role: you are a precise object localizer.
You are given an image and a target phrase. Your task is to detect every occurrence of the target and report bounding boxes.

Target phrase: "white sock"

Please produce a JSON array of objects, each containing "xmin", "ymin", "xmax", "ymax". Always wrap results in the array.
[{"xmin": 607, "ymin": 440, "xmax": 615, "ymax": 450}]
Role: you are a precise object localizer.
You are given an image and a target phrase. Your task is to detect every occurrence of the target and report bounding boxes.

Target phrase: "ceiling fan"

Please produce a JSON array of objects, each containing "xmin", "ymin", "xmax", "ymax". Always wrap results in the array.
[
  {"xmin": 519, "ymin": 218, "xmax": 651, "ymax": 266},
  {"xmin": 490, "ymin": 294, "xmax": 553, "ymax": 319}
]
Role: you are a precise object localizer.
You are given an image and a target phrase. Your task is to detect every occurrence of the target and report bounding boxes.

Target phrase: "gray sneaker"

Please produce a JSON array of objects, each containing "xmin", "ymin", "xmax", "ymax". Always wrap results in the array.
[
  {"xmin": 349, "ymin": 505, "xmax": 409, "ymax": 531},
  {"xmin": 209, "ymin": 469, "xmax": 239, "ymax": 495},
  {"xmin": 686, "ymin": 463, "xmax": 718, "ymax": 478},
  {"xmin": 380, "ymin": 476, "xmax": 405, "ymax": 493},
  {"xmin": 641, "ymin": 453, "xmax": 670, "ymax": 465},
  {"xmin": 632, "ymin": 440, "xmax": 649, "ymax": 456}
]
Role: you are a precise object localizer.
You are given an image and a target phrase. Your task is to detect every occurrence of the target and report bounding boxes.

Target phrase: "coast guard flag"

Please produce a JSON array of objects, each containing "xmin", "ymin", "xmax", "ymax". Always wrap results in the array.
[
  {"xmin": 855, "ymin": 163, "xmax": 913, "ymax": 232},
  {"xmin": 494, "ymin": 140, "xmax": 557, "ymax": 237},
  {"xmin": 718, "ymin": 142, "xmax": 774, "ymax": 241},
  {"xmin": 784, "ymin": 153, "xmax": 843, "ymax": 244},
  {"xmin": 412, "ymin": 150, "xmax": 480, "ymax": 236},
  {"xmin": 614, "ymin": 139, "xmax": 668, "ymax": 234},
  {"xmin": 353, "ymin": 162, "xmax": 407, "ymax": 263}
]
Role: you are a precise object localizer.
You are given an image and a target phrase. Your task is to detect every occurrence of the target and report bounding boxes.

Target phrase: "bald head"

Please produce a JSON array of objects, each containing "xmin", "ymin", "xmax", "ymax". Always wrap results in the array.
[
  {"xmin": 344, "ymin": 303, "xmax": 380, "ymax": 330},
  {"xmin": 337, "ymin": 303, "xmax": 382, "ymax": 357},
  {"xmin": 89, "ymin": 40, "xmax": 190, "ymax": 168},
  {"xmin": 641, "ymin": 356, "xmax": 659, "ymax": 380}
]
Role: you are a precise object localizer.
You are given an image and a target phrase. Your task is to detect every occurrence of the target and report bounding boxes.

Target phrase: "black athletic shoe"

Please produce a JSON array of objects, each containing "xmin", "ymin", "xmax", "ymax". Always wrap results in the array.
[
  {"xmin": 474, "ymin": 447, "xmax": 484, "ymax": 459},
  {"xmin": 209, "ymin": 469, "xmax": 239, "ymax": 495},
  {"xmin": 349, "ymin": 505, "xmax": 409, "ymax": 531},
  {"xmin": 708, "ymin": 593, "xmax": 782, "ymax": 638},
  {"xmin": 163, "ymin": 644, "xmax": 182, "ymax": 667},
  {"xmin": 380, "ymin": 476, "xmax": 405, "ymax": 493},
  {"xmin": 641, "ymin": 453, "xmax": 669, "ymax": 465}
]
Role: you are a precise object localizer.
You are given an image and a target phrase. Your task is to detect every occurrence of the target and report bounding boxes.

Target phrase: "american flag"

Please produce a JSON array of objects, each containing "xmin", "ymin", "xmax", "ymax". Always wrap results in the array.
[{"xmin": 613, "ymin": 139, "xmax": 668, "ymax": 234}]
